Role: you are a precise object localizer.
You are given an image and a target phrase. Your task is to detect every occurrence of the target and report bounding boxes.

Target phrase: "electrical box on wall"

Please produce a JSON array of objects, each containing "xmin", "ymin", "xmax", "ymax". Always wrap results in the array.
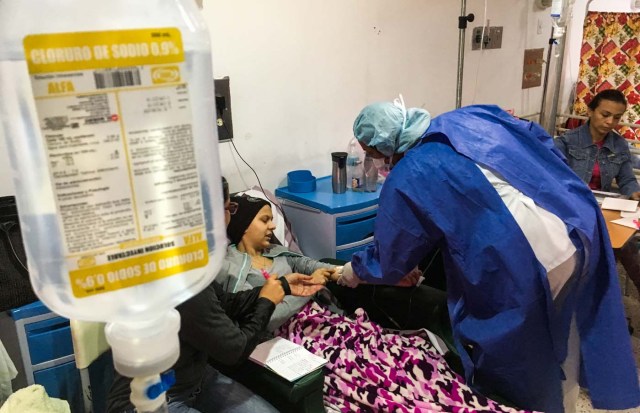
[
  {"xmin": 522, "ymin": 48, "xmax": 544, "ymax": 89},
  {"xmin": 214, "ymin": 77, "xmax": 233, "ymax": 142},
  {"xmin": 471, "ymin": 26, "xmax": 503, "ymax": 50}
]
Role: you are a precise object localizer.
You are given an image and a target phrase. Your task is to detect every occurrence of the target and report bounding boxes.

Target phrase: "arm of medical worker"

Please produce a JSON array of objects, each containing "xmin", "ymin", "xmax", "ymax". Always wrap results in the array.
[
  {"xmin": 345, "ymin": 183, "xmax": 443, "ymax": 286},
  {"xmin": 177, "ymin": 282, "xmax": 276, "ymax": 366}
]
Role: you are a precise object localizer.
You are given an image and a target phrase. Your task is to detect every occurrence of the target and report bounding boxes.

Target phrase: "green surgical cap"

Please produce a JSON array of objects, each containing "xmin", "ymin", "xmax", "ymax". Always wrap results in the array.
[{"xmin": 352, "ymin": 100, "xmax": 431, "ymax": 157}]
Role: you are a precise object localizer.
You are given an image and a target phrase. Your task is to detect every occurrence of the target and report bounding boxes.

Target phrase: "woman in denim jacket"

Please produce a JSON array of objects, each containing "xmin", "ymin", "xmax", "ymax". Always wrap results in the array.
[
  {"xmin": 555, "ymin": 89, "xmax": 640, "ymax": 297},
  {"xmin": 555, "ymin": 89, "xmax": 640, "ymax": 199}
]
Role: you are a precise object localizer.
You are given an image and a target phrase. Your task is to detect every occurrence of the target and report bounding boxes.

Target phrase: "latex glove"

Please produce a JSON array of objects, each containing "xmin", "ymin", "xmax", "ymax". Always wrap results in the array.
[{"xmin": 336, "ymin": 262, "xmax": 361, "ymax": 288}]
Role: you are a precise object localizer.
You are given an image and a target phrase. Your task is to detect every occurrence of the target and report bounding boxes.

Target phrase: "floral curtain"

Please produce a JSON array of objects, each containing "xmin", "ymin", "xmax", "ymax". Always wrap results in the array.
[{"xmin": 573, "ymin": 12, "xmax": 640, "ymax": 140}]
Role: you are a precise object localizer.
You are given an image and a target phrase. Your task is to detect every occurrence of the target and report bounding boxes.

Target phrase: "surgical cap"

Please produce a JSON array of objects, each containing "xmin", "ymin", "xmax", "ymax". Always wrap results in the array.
[{"xmin": 353, "ymin": 101, "xmax": 431, "ymax": 157}]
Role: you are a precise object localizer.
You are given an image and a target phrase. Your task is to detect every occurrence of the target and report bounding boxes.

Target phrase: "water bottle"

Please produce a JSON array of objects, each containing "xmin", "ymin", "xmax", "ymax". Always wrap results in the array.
[
  {"xmin": 363, "ymin": 155, "xmax": 378, "ymax": 192},
  {"xmin": 0, "ymin": 1, "xmax": 226, "ymax": 410},
  {"xmin": 347, "ymin": 138, "xmax": 363, "ymax": 190}
]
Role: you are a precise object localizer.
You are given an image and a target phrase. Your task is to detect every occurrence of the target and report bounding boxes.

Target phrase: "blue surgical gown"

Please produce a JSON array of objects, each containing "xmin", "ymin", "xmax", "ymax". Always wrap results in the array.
[{"xmin": 351, "ymin": 105, "xmax": 640, "ymax": 412}]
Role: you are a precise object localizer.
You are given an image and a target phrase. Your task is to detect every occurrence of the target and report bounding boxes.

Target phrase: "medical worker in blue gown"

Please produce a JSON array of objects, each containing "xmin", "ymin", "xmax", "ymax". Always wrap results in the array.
[{"xmin": 335, "ymin": 99, "xmax": 640, "ymax": 413}]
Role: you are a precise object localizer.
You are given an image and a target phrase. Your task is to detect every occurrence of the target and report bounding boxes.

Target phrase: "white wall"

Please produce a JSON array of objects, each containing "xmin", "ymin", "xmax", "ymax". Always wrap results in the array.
[
  {"xmin": 462, "ymin": 1, "xmax": 553, "ymax": 114},
  {"xmin": 560, "ymin": 0, "xmax": 637, "ymax": 117},
  {"xmin": 204, "ymin": 0, "xmax": 556, "ymax": 192},
  {"xmin": 0, "ymin": 0, "xmax": 559, "ymax": 196}
]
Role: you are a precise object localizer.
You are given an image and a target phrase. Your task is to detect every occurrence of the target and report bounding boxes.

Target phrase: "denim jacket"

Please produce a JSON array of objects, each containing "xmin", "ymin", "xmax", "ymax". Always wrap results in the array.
[{"xmin": 554, "ymin": 122, "xmax": 640, "ymax": 196}]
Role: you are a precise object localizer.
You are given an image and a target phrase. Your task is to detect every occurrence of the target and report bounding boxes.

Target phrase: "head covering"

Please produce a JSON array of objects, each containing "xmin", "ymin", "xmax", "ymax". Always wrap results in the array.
[
  {"xmin": 227, "ymin": 195, "xmax": 270, "ymax": 245},
  {"xmin": 353, "ymin": 95, "xmax": 431, "ymax": 157}
]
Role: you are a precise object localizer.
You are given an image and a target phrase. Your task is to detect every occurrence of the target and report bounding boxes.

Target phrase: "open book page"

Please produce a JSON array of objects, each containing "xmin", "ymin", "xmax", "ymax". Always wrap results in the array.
[
  {"xmin": 249, "ymin": 337, "xmax": 327, "ymax": 382},
  {"xmin": 249, "ymin": 336, "xmax": 299, "ymax": 367}
]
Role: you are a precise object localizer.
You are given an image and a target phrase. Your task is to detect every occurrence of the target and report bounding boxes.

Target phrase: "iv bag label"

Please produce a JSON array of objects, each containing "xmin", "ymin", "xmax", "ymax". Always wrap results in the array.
[{"xmin": 23, "ymin": 28, "xmax": 209, "ymax": 298}]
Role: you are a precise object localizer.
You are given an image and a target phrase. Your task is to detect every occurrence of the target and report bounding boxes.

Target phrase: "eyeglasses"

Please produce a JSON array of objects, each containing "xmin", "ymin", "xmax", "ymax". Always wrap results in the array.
[{"xmin": 225, "ymin": 201, "xmax": 239, "ymax": 215}]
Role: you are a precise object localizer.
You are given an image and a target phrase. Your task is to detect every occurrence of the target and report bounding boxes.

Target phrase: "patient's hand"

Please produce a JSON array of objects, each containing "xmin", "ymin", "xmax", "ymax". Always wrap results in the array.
[
  {"xmin": 259, "ymin": 274, "xmax": 285, "ymax": 304},
  {"xmin": 310, "ymin": 268, "xmax": 335, "ymax": 285},
  {"xmin": 284, "ymin": 273, "xmax": 325, "ymax": 296},
  {"xmin": 395, "ymin": 267, "xmax": 422, "ymax": 287}
]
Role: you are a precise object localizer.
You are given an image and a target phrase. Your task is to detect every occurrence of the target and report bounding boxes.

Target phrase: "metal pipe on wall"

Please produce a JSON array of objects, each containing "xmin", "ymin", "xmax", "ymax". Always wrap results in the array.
[
  {"xmin": 544, "ymin": 33, "xmax": 567, "ymax": 135},
  {"xmin": 539, "ymin": 28, "xmax": 556, "ymax": 128},
  {"xmin": 456, "ymin": 0, "xmax": 474, "ymax": 109}
]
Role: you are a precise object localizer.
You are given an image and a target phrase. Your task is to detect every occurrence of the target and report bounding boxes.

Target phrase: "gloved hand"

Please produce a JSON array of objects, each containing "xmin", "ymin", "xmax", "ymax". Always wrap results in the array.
[{"xmin": 336, "ymin": 262, "xmax": 361, "ymax": 288}]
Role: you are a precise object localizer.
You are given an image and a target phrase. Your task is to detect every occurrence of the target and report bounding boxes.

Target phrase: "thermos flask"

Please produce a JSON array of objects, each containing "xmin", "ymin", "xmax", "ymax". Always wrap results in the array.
[{"xmin": 331, "ymin": 152, "xmax": 347, "ymax": 194}]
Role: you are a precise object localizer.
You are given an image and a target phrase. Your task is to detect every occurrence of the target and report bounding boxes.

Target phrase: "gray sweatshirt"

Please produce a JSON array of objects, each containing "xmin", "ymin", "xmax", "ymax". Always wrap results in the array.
[{"xmin": 216, "ymin": 245, "xmax": 335, "ymax": 331}]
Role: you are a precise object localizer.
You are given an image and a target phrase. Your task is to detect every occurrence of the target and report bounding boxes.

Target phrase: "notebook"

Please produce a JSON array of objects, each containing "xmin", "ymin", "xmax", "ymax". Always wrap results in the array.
[{"xmin": 249, "ymin": 337, "xmax": 327, "ymax": 382}]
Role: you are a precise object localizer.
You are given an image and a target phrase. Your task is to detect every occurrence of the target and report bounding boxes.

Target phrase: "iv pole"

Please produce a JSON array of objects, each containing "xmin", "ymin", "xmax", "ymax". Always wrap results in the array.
[
  {"xmin": 538, "ymin": 28, "xmax": 555, "ymax": 129},
  {"xmin": 544, "ymin": 30, "xmax": 568, "ymax": 135},
  {"xmin": 543, "ymin": 0, "xmax": 584, "ymax": 135},
  {"xmin": 456, "ymin": 0, "xmax": 474, "ymax": 109}
]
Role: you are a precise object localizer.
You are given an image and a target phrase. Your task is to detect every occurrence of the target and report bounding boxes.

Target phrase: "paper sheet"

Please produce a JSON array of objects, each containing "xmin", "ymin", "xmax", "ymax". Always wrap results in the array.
[
  {"xmin": 601, "ymin": 197, "xmax": 639, "ymax": 212},
  {"xmin": 620, "ymin": 208, "xmax": 640, "ymax": 218},
  {"xmin": 611, "ymin": 217, "xmax": 640, "ymax": 230}
]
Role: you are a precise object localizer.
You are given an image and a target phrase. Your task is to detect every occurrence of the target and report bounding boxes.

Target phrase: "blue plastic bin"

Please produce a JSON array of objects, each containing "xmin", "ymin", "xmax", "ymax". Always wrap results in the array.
[{"xmin": 287, "ymin": 170, "xmax": 316, "ymax": 193}]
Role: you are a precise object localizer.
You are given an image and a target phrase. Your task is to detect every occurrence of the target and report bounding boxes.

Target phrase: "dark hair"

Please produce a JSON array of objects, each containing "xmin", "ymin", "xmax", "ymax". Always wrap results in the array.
[
  {"xmin": 588, "ymin": 89, "xmax": 627, "ymax": 110},
  {"xmin": 222, "ymin": 176, "xmax": 229, "ymax": 201}
]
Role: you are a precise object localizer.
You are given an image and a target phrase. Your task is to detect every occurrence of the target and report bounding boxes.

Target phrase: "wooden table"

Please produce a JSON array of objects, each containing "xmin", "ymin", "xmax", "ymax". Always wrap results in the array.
[{"xmin": 602, "ymin": 209, "xmax": 637, "ymax": 249}]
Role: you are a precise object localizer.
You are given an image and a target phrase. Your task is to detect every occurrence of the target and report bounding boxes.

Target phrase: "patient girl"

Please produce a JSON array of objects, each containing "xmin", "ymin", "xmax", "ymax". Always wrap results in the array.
[
  {"xmin": 218, "ymin": 195, "xmax": 336, "ymax": 331},
  {"xmin": 215, "ymin": 194, "xmax": 535, "ymax": 413}
]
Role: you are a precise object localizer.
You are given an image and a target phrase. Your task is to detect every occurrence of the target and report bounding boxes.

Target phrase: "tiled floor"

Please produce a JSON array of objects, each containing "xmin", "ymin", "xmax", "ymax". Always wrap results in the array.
[{"xmin": 576, "ymin": 269, "xmax": 640, "ymax": 413}]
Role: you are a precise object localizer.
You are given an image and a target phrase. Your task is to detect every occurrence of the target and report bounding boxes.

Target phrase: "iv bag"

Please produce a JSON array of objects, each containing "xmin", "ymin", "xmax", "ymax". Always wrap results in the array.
[
  {"xmin": 0, "ymin": 0, "xmax": 227, "ymax": 384},
  {"xmin": 0, "ymin": 0, "xmax": 226, "ymax": 324},
  {"xmin": 550, "ymin": 0, "xmax": 575, "ymax": 37}
]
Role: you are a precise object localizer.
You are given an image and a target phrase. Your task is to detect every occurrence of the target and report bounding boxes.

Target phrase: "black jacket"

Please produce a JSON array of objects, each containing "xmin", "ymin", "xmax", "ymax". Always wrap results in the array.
[{"xmin": 107, "ymin": 282, "xmax": 275, "ymax": 412}]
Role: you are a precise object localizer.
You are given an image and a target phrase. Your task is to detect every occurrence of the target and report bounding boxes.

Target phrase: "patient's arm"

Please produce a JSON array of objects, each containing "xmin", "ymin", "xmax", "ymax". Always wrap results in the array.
[
  {"xmin": 309, "ymin": 268, "xmax": 335, "ymax": 285},
  {"xmin": 284, "ymin": 273, "xmax": 325, "ymax": 295}
]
